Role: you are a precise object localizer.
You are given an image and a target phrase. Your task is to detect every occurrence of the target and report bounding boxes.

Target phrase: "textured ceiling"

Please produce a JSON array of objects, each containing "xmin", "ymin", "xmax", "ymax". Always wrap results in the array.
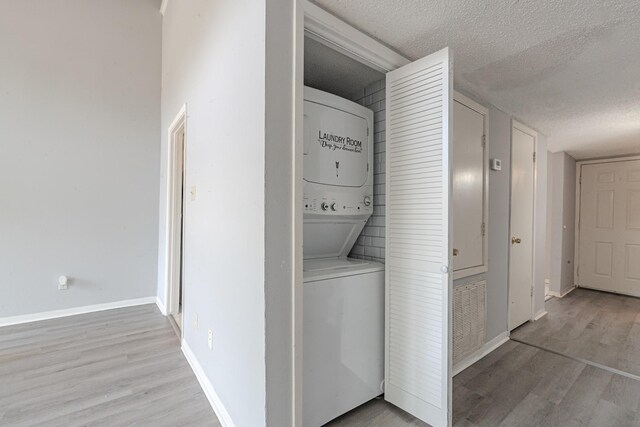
[
  {"xmin": 312, "ymin": 0, "xmax": 640, "ymax": 159},
  {"xmin": 304, "ymin": 36, "xmax": 385, "ymax": 99}
]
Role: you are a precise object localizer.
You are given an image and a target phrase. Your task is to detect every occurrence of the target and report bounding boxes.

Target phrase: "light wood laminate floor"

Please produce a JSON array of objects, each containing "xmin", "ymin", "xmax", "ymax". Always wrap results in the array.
[
  {"xmin": 328, "ymin": 340, "xmax": 640, "ymax": 426},
  {"xmin": 0, "ymin": 304, "xmax": 219, "ymax": 427},
  {"xmin": 512, "ymin": 288, "xmax": 640, "ymax": 377},
  {"xmin": 328, "ymin": 289, "xmax": 640, "ymax": 426}
]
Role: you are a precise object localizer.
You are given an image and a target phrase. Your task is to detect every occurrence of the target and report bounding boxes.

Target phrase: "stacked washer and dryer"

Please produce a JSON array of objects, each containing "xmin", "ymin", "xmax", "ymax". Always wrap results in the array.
[{"xmin": 303, "ymin": 87, "xmax": 385, "ymax": 426}]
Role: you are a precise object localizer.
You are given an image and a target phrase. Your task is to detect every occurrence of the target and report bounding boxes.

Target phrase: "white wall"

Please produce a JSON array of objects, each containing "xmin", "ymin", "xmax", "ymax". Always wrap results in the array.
[
  {"xmin": 264, "ymin": 0, "xmax": 296, "ymax": 424},
  {"xmin": 533, "ymin": 133, "xmax": 548, "ymax": 317},
  {"xmin": 546, "ymin": 151, "xmax": 577, "ymax": 296},
  {"xmin": 546, "ymin": 152, "xmax": 555, "ymax": 289},
  {"xmin": 548, "ymin": 152, "xmax": 563, "ymax": 294},
  {"xmin": 484, "ymin": 106, "xmax": 513, "ymax": 340},
  {"xmin": 159, "ymin": 1, "xmax": 295, "ymax": 425},
  {"xmin": 562, "ymin": 155, "xmax": 576, "ymax": 293},
  {"xmin": 0, "ymin": 0, "xmax": 161, "ymax": 317}
]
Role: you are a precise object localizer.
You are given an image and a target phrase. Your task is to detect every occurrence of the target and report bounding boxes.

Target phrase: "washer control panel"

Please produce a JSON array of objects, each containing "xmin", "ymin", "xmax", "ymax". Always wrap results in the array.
[{"xmin": 304, "ymin": 192, "xmax": 373, "ymax": 215}]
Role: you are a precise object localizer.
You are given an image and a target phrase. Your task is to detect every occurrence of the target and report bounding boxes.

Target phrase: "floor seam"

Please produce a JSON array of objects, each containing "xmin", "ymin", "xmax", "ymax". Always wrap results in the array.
[{"xmin": 510, "ymin": 337, "xmax": 640, "ymax": 383}]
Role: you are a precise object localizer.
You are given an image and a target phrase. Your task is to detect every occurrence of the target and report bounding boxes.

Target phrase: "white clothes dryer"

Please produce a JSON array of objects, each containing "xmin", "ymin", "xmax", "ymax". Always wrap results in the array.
[{"xmin": 302, "ymin": 87, "xmax": 385, "ymax": 426}]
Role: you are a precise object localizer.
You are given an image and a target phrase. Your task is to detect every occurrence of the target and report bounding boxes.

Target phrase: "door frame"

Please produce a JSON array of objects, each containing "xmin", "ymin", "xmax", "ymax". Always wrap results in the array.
[
  {"xmin": 295, "ymin": 2, "xmax": 415, "ymax": 425},
  {"xmin": 163, "ymin": 104, "xmax": 187, "ymax": 332},
  {"xmin": 573, "ymin": 154, "xmax": 640, "ymax": 290},
  {"xmin": 508, "ymin": 120, "xmax": 538, "ymax": 329}
]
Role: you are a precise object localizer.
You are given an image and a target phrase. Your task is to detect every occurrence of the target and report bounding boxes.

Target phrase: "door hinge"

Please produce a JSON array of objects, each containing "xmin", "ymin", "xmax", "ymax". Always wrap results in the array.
[
  {"xmin": 533, "ymin": 152, "xmax": 536, "ymax": 162},
  {"xmin": 367, "ymin": 127, "xmax": 370, "ymax": 136},
  {"xmin": 481, "ymin": 222, "xmax": 486, "ymax": 237},
  {"xmin": 531, "ymin": 287, "xmax": 534, "ymax": 297},
  {"xmin": 481, "ymin": 135, "xmax": 486, "ymax": 148}
]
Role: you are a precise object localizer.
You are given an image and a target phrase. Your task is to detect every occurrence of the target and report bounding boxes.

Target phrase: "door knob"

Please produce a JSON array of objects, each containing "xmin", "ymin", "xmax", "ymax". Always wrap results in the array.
[
  {"xmin": 512, "ymin": 237, "xmax": 522, "ymax": 244},
  {"xmin": 453, "ymin": 248, "xmax": 459, "ymax": 256}
]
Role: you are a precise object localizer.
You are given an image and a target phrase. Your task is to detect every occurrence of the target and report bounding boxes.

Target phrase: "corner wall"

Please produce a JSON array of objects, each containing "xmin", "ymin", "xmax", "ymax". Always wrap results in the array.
[
  {"xmin": 547, "ymin": 151, "xmax": 577, "ymax": 296},
  {"xmin": 0, "ymin": 0, "xmax": 161, "ymax": 318},
  {"xmin": 159, "ymin": 1, "xmax": 295, "ymax": 425}
]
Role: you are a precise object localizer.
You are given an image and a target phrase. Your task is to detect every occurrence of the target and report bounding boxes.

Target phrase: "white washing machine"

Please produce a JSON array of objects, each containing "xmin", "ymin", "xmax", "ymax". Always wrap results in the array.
[{"xmin": 303, "ymin": 87, "xmax": 385, "ymax": 427}]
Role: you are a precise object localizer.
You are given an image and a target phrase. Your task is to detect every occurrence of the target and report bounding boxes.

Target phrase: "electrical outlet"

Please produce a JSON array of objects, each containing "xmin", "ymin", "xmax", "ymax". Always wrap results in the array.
[
  {"xmin": 207, "ymin": 329, "xmax": 213, "ymax": 350},
  {"xmin": 193, "ymin": 313, "xmax": 199, "ymax": 329},
  {"xmin": 58, "ymin": 276, "xmax": 68, "ymax": 290}
]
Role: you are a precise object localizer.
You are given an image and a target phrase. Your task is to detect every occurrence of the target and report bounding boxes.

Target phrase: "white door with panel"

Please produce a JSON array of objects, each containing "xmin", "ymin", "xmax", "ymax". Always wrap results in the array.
[
  {"xmin": 578, "ymin": 160, "xmax": 640, "ymax": 297},
  {"xmin": 385, "ymin": 47, "xmax": 452, "ymax": 427},
  {"xmin": 452, "ymin": 97, "xmax": 487, "ymax": 277},
  {"xmin": 508, "ymin": 122, "xmax": 536, "ymax": 331}
]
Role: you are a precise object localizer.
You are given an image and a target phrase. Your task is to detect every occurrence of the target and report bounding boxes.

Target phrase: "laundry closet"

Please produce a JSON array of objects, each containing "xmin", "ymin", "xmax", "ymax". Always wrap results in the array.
[
  {"xmin": 302, "ymin": 34, "xmax": 387, "ymax": 427},
  {"xmin": 299, "ymin": 5, "xmax": 487, "ymax": 426}
]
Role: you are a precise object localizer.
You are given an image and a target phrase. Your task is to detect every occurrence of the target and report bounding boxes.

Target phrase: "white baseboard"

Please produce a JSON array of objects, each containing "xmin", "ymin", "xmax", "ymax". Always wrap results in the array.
[
  {"xmin": 547, "ymin": 285, "xmax": 576, "ymax": 298},
  {"xmin": 0, "ymin": 296, "xmax": 157, "ymax": 327},
  {"xmin": 453, "ymin": 331, "xmax": 510, "ymax": 376},
  {"xmin": 534, "ymin": 310, "xmax": 548, "ymax": 321},
  {"xmin": 155, "ymin": 296, "xmax": 167, "ymax": 315},
  {"xmin": 182, "ymin": 339, "xmax": 235, "ymax": 427}
]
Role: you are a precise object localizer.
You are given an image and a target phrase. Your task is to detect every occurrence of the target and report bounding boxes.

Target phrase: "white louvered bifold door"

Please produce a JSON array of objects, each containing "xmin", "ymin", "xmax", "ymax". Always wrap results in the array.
[{"xmin": 384, "ymin": 47, "xmax": 452, "ymax": 427}]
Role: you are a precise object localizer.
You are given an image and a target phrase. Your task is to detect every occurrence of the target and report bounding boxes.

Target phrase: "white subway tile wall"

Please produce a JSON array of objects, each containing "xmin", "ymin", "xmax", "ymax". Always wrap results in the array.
[{"xmin": 349, "ymin": 79, "xmax": 386, "ymax": 264}]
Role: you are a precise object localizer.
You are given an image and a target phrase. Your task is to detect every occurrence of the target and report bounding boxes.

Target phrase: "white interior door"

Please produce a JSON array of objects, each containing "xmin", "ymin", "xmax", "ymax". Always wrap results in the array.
[
  {"xmin": 452, "ymin": 98, "xmax": 486, "ymax": 275},
  {"xmin": 578, "ymin": 160, "xmax": 640, "ymax": 297},
  {"xmin": 508, "ymin": 122, "xmax": 536, "ymax": 330},
  {"xmin": 385, "ymin": 47, "xmax": 452, "ymax": 427}
]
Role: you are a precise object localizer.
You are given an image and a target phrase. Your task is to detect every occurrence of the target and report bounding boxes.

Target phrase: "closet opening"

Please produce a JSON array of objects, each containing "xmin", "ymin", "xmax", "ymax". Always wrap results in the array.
[
  {"xmin": 296, "ymin": 5, "xmax": 453, "ymax": 425},
  {"xmin": 301, "ymin": 32, "xmax": 387, "ymax": 427}
]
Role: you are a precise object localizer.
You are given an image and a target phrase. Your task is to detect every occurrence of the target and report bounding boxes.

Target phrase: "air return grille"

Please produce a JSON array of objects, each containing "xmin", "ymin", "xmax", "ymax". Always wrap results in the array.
[{"xmin": 453, "ymin": 280, "xmax": 486, "ymax": 365}]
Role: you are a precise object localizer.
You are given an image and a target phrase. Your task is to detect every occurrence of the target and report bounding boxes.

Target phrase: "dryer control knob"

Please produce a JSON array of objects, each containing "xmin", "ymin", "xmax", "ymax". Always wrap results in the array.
[
  {"xmin": 363, "ymin": 196, "xmax": 372, "ymax": 207},
  {"xmin": 321, "ymin": 202, "xmax": 329, "ymax": 211},
  {"xmin": 330, "ymin": 203, "xmax": 337, "ymax": 211}
]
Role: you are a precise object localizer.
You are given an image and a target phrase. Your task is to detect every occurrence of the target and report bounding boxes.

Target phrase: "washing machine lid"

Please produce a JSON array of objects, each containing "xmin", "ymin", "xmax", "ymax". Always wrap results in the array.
[
  {"xmin": 304, "ymin": 100, "xmax": 369, "ymax": 188},
  {"xmin": 303, "ymin": 257, "xmax": 385, "ymax": 282},
  {"xmin": 303, "ymin": 218, "xmax": 366, "ymax": 259}
]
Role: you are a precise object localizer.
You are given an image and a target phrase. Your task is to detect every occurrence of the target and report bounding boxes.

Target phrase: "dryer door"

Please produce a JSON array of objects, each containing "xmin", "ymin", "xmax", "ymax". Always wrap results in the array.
[
  {"xmin": 303, "ymin": 217, "xmax": 366, "ymax": 259},
  {"xmin": 304, "ymin": 101, "xmax": 369, "ymax": 187}
]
